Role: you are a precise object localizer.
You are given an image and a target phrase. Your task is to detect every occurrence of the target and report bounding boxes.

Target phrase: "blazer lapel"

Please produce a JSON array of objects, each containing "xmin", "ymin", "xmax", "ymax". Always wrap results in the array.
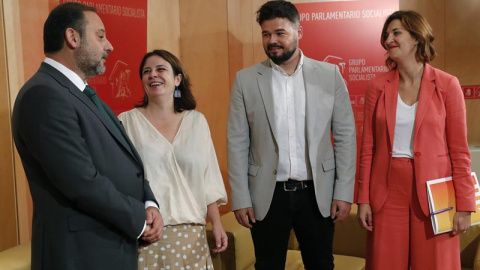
[
  {"xmin": 384, "ymin": 69, "xmax": 399, "ymax": 150},
  {"xmin": 303, "ymin": 58, "xmax": 321, "ymax": 145},
  {"xmin": 40, "ymin": 63, "xmax": 141, "ymax": 165},
  {"xmin": 71, "ymin": 88, "xmax": 138, "ymax": 158},
  {"xmin": 257, "ymin": 60, "xmax": 279, "ymax": 143},
  {"xmin": 103, "ymin": 103, "xmax": 142, "ymax": 165},
  {"xmin": 413, "ymin": 64, "xmax": 436, "ymax": 140}
]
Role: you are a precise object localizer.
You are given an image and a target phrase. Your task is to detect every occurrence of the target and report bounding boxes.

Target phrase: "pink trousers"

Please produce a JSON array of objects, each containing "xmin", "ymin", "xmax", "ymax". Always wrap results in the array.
[{"xmin": 366, "ymin": 158, "xmax": 461, "ymax": 270}]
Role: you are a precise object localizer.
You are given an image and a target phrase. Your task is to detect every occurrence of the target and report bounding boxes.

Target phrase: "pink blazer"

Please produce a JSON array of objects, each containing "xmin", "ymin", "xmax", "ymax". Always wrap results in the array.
[{"xmin": 357, "ymin": 63, "xmax": 475, "ymax": 216}]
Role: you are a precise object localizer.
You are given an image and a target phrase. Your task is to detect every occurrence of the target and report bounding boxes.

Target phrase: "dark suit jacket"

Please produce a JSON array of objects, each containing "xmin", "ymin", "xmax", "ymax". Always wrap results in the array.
[
  {"xmin": 12, "ymin": 62, "xmax": 157, "ymax": 270},
  {"xmin": 357, "ymin": 63, "xmax": 475, "ymax": 216}
]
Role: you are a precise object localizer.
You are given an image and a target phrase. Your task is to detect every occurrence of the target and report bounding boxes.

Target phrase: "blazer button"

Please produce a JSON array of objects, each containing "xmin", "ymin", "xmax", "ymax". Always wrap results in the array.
[
  {"xmin": 136, "ymin": 172, "xmax": 142, "ymax": 177},
  {"xmin": 273, "ymin": 170, "xmax": 277, "ymax": 175},
  {"xmin": 414, "ymin": 152, "xmax": 421, "ymax": 157}
]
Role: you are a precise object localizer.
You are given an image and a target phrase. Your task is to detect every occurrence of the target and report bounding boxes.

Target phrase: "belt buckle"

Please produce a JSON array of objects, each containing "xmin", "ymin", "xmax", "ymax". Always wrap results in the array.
[{"xmin": 283, "ymin": 182, "xmax": 297, "ymax": 192}]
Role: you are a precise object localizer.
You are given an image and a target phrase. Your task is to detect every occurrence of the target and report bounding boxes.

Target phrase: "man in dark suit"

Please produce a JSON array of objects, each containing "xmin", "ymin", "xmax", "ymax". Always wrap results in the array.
[{"xmin": 11, "ymin": 3, "xmax": 162, "ymax": 269}]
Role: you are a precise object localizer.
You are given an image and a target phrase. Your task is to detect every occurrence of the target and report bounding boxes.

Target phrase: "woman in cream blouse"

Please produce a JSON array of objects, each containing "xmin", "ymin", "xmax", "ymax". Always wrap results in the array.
[{"xmin": 119, "ymin": 49, "xmax": 228, "ymax": 269}]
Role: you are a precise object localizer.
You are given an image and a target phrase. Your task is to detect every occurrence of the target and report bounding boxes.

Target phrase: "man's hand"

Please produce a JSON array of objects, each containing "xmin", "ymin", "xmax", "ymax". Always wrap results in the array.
[
  {"xmin": 141, "ymin": 207, "xmax": 164, "ymax": 245},
  {"xmin": 452, "ymin": 211, "xmax": 471, "ymax": 235},
  {"xmin": 330, "ymin": 200, "xmax": 351, "ymax": 223},
  {"xmin": 211, "ymin": 224, "xmax": 228, "ymax": 253},
  {"xmin": 234, "ymin": 207, "xmax": 256, "ymax": 228},
  {"xmin": 357, "ymin": 203, "xmax": 373, "ymax": 231}
]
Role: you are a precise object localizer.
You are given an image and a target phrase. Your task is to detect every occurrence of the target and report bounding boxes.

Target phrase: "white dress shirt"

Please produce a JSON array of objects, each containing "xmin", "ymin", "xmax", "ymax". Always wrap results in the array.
[
  {"xmin": 270, "ymin": 52, "xmax": 313, "ymax": 182},
  {"xmin": 44, "ymin": 58, "xmax": 86, "ymax": 90}
]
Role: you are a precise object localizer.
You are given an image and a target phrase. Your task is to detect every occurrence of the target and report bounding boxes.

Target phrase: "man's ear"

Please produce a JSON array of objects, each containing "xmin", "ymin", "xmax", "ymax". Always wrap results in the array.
[
  {"xmin": 65, "ymin": 28, "xmax": 81, "ymax": 49},
  {"xmin": 297, "ymin": 25, "xmax": 303, "ymax": 40}
]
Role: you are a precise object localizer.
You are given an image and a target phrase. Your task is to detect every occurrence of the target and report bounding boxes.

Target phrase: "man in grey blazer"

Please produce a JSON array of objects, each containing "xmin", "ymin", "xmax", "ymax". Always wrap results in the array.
[
  {"xmin": 12, "ymin": 3, "xmax": 162, "ymax": 269},
  {"xmin": 227, "ymin": 1, "xmax": 356, "ymax": 269}
]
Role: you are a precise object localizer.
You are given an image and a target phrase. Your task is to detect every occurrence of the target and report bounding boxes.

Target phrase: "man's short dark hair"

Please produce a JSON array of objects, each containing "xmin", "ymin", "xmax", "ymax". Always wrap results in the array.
[
  {"xmin": 43, "ymin": 2, "xmax": 96, "ymax": 54},
  {"xmin": 256, "ymin": 0, "xmax": 299, "ymax": 26}
]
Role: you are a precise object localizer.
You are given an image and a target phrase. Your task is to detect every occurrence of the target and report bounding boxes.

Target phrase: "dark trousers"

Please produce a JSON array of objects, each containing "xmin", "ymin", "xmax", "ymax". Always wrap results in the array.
[{"xmin": 251, "ymin": 181, "xmax": 334, "ymax": 270}]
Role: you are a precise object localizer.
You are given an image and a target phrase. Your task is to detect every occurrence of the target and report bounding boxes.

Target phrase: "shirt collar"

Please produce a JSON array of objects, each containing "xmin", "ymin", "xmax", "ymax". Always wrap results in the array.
[
  {"xmin": 269, "ymin": 50, "xmax": 304, "ymax": 77},
  {"xmin": 44, "ymin": 58, "xmax": 87, "ymax": 91}
]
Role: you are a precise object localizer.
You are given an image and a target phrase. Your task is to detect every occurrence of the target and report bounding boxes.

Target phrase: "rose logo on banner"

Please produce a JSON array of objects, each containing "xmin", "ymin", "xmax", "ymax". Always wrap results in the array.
[
  {"xmin": 109, "ymin": 61, "xmax": 132, "ymax": 99},
  {"xmin": 462, "ymin": 85, "xmax": 480, "ymax": 99}
]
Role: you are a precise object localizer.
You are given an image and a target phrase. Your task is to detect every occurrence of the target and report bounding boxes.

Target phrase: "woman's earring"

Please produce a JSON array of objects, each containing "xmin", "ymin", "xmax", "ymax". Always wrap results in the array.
[{"xmin": 174, "ymin": 86, "xmax": 181, "ymax": 98}]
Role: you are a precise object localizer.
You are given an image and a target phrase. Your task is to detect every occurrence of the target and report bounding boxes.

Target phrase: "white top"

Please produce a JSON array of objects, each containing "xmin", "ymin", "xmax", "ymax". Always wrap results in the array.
[
  {"xmin": 118, "ymin": 109, "xmax": 227, "ymax": 225},
  {"xmin": 392, "ymin": 94, "xmax": 417, "ymax": 158},
  {"xmin": 270, "ymin": 51, "xmax": 312, "ymax": 181}
]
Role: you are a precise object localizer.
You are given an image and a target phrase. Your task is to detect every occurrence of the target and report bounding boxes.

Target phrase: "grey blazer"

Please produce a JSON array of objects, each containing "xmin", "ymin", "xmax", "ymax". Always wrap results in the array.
[
  {"xmin": 12, "ymin": 63, "xmax": 156, "ymax": 270},
  {"xmin": 227, "ymin": 57, "xmax": 356, "ymax": 220}
]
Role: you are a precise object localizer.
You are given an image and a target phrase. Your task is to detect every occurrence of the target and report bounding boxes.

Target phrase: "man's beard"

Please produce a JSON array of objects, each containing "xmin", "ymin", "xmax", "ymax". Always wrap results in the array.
[
  {"xmin": 265, "ymin": 43, "xmax": 297, "ymax": 65},
  {"xmin": 75, "ymin": 46, "xmax": 108, "ymax": 79}
]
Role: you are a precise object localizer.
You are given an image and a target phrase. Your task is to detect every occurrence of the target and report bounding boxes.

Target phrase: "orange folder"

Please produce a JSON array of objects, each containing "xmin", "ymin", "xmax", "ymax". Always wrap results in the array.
[{"xmin": 426, "ymin": 172, "xmax": 480, "ymax": 235}]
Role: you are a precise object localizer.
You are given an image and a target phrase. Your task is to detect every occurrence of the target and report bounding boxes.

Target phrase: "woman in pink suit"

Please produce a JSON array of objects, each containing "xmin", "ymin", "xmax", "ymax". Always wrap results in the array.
[{"xmin": 357, "ymin": 10, "xmax": 475, "ymax": 270}]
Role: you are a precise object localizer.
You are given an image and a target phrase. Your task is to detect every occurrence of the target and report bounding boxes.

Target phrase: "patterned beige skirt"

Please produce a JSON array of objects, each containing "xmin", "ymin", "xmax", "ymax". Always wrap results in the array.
[{"xmin": 138, "ymin": 224, "xmax": 213, "ymax": 270}]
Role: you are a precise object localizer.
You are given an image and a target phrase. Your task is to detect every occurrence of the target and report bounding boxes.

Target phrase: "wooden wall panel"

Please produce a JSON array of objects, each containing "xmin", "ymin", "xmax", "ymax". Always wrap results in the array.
[
  {"xmin": 400, "ymin": 0, "xmax": 445, "ymax": 70},
  {"xmin": 0, "ymin": 0, "xmax": 18, "ymax": 252},
  {"xmin": 4, "ymin": 0, "xmax": 25, "ymax": 105},
  {"xmin": 445, "ymin": 0, "xmax": 480, "ymax": 146},
  {"xmin": 178, "ymin": 0, "xmax": 231, "ymax": 213},
  {"xmin": 19, "ymin": 0, "xmax": 49, "ymax": 81},
  {"xmin": 252, "ymin": 0, "xmax": 268, "ymax": 63},
  {"xmin": 16, "ymin": 0, "xmax": 50, "ymax": 244},
  {"xmin": 147, "ymin": 0, "xmax": 180, "ymax": 56},
  {"xmin": 445, "ymin": 0, "xmax": 480, "ymax": 85},
  {"xmin": 445, "ymin": 0, "xmax": 480, "ymax": 83},
  {"xmin": 226, "ymin": 0, "xmax": 255, "ymax": 88},
  {"xmin": 3, "ymin": 0, "xmax": 39, "ymax": 246},
  {"xmin": 465, "ymin": 100, "xmax": 480, "ymax": 146}
]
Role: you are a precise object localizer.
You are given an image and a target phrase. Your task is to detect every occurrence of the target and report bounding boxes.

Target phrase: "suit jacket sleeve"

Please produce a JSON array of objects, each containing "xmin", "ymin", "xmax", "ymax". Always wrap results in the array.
[
  {"xmin": 114, "ymin": 105, "xmax": 157, "ymax": 206},
  {"xmin": 444, "ymin": 76, "xmax": 475, "ymax": 211},
  {"xmin": 357, "ymin": 79, "xmax": 379, "ymax": 204},
  {"xmin": 331, "ymin": 66, "xmax": 357, "ymax": 203},
  {"xmin": 16, "ymin": 84, "xmax": 146, "ymax": 239},
  {"xmin": 227, "ymin": 72, "xmax": 252, "ymax": 211}
]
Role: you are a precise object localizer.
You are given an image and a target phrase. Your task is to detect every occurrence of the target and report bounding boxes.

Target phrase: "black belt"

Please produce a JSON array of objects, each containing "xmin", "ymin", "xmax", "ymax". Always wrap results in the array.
[{"xmin": 276, "ymin": 179, "xmax": 313, "ymax": 191}]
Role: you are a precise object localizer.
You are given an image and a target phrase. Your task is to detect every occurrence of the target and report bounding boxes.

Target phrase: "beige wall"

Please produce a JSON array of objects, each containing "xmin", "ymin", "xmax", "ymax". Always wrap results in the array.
[
  {"xmin": 0, "ymin": 0, "xmax": 17, "ymax": 252},
  {"xmin": 443, "ymin": 0, "xmax": 480, "ymax": 147},
  {"xmin": 1, "ymin": 0, "xmax": 479, "ymax": 251},
  {"xmin": 401, "ymin": 0, "xmax": 480, "ymax": 146},
  {"xmin": 178, "ymin": 0, "xmax": 232, "ymax": 213}
]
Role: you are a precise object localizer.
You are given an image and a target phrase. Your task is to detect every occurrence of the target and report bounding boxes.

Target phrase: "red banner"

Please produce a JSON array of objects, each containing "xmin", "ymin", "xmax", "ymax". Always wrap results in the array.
[
  {"xmin": 462, "ymin": 85, "xmax": 480, "ymax": 99},
  {"xmin": 295, "ymin": 0, "xmax": 399, "ymax": 194},
  {"xmin": 296, "ymin": 0, "xmax": 398, "ymax": 140},
  {"xmin": 61, "ymin": 0, "xmax": 147, "ymax": 114}
]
